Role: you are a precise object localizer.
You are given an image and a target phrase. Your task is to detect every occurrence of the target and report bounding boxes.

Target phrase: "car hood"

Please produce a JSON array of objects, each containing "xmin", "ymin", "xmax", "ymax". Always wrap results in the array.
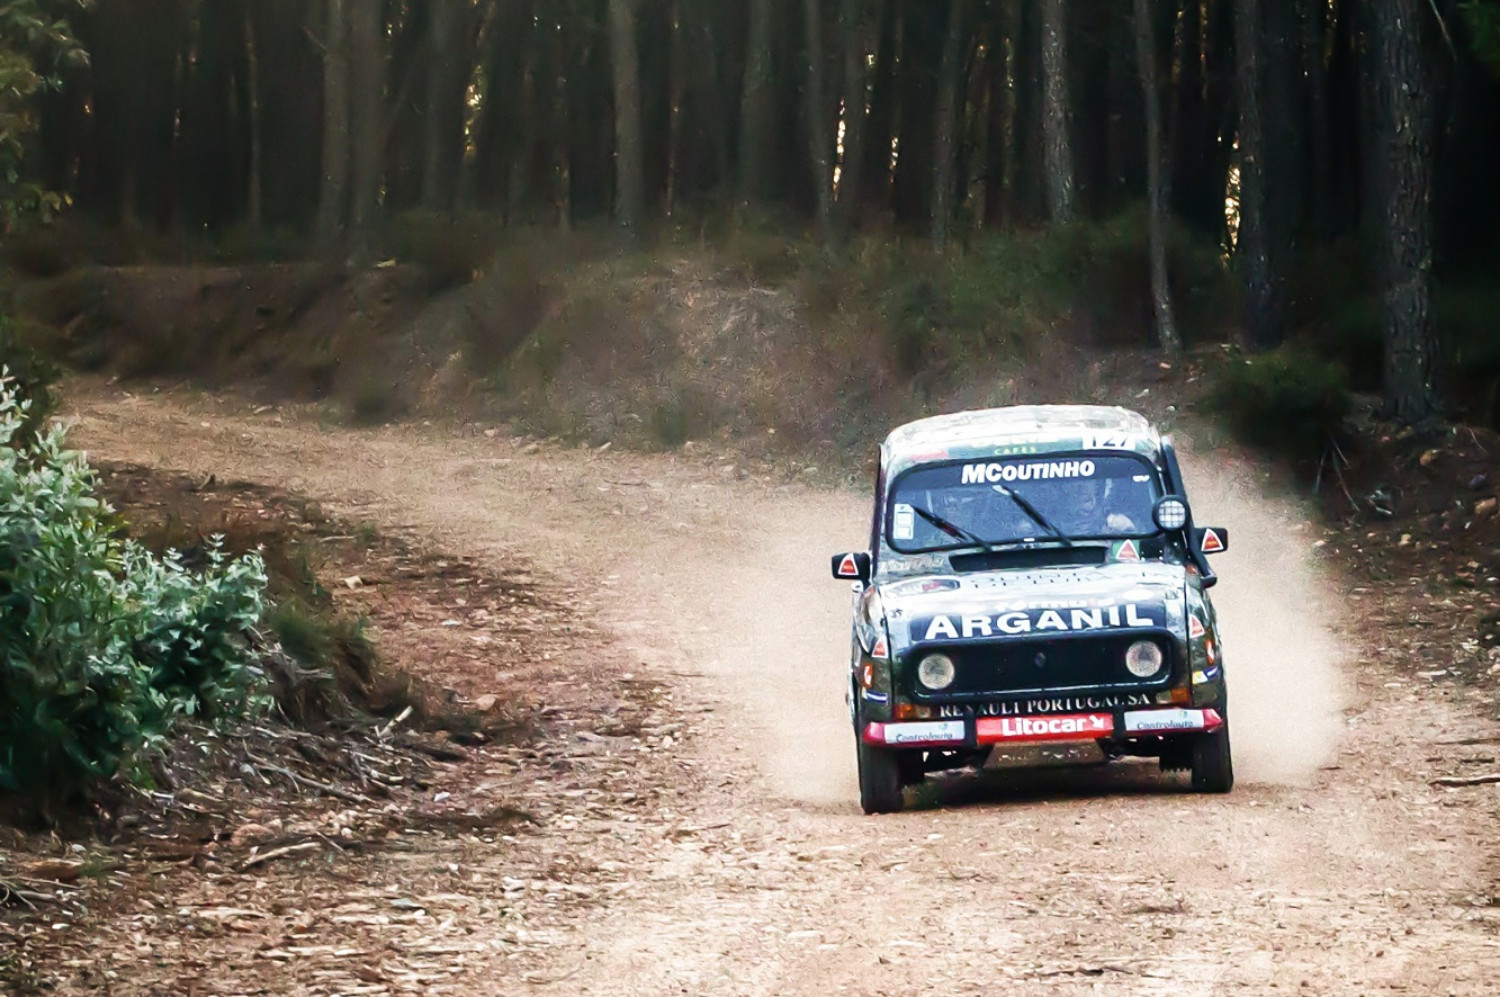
[{"xmin": 877, "ymin": 561, "xmax": 1188, "ymax": 659}]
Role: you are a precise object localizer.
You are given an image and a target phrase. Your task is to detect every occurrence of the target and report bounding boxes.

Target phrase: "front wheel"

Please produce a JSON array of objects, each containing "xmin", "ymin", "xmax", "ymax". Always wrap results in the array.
[
  {"xmin": 1190, "ymin": 723, "xmax": 1235, "ymax": 793},
  {"xmin": 856, "ymin": 736, "xmax": 905, "ymax": 814}
]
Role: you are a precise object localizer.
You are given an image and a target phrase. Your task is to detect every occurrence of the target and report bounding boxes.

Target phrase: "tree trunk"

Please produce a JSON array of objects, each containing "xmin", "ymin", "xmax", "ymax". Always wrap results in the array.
[
  {"xmin": 1369, "ymin": 0, "xmax": 1439, "ymax": 422},
  {"xmin": 1301, "ymin": 0, "xmax": 1332, "ymax": 239},
  {"xmin": 802, "ymin": 0, "xmax": 835, "ymax": 241},
  {"xmin": 666, "ymin": 0, "xmax": 685, "ymax": 215},
  {"xmin": 420, "ymin": 0, "xmax": 469, "ymax": 212},
  {"xmin": 506, "ymin": 11, "xmax": 541, "ymax": 222},
  {"xmin": 317, "ymin": 0, "xmax": 351, "ymax": 244},
  {"xmin": 738, "ymin": 0, "xmax": 776, "ymax": 206},
  {"xmin": 890, "ymin": 4, "xmax": 939, "ymax": 224},
  {"xmin": 694, "ymin": 16, "xmax": 735, "ymax": 197},
  {"xmin": 1134, "ymin": 0, "xmax": 1179, "ymax": 353},
  {"xmin": 243, "ymin": 0, "xmax": 263, "ymax": 230},
  {"xmin": 1233, "ymin": 0, "xmax": 1280, "ymax": 349},
  {"xmin": 349, "ymin": 0, "xmax": 382, "ymax": 236},
  {"xmin": 1264, "ymin": 0, "xmax": 1303, "ymax": 256},
  {"xmin": 992, "ymin": 0, "xmax": 1025, "ymax": 225},
  {"xmin": 1040, "ymin": 0, "xmax": 1075, "ymax": 224},
  {"xmin": 835, "ymin": 0, "xmax": 876, "ymax": 237},
  {"xmin": 931, "ymin": 0, "xmax": 968, "ymax": 250},
  {"xmin": 608, "ymin": 0, "xmax": 645, "ymax": 242},
  {"xmin": 859, "ymin": 0, "xmax": 898, "ymax": 213}
]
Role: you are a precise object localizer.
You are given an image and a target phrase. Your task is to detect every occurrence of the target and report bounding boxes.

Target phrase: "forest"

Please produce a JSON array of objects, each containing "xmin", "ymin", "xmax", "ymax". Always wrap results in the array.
[{"xmin": 3, "ymin": 0, "xmax": 1500, "ymax": 426}]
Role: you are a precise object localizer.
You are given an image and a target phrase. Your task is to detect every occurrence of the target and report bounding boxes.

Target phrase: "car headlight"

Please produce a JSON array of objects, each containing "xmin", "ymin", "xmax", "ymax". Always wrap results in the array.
[
  {"xmin": 1154, "ymin": 496, "xmax": 1189, "ymax": 531},
  {"xmin": 1125, "ymin": 640, "xmax": 1164, "ymax": 678},
  {"xmin": 917, "ymin": 653, "xmax": 956, "ymax": 690}
]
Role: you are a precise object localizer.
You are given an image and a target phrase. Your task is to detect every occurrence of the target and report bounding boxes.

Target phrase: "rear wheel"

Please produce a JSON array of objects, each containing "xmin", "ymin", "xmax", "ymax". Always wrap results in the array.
[{"xmin": 1190, "ymin": 723, "xmax": 1234, "ymax": 793}]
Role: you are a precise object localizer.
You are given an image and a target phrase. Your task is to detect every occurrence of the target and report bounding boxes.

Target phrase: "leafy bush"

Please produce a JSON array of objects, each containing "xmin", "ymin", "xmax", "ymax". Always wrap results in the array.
[
  {"xmin": 0, "ymin": 315, "xmax": 59, "ymax": 448},
  {"xmin": 379, "ymin": 211, "xmax": 498, "ymax": 292},
  {"xmin": 0, "ymin": 377, "xmax": 268, "ymax": 812},
  {"xmin": 1208, "ymin": 346, "xmax": 1353, "ymax": 461},
  {"xmin": 805, "ymin": 209, "xmax": 1232, "ymax": 382}
]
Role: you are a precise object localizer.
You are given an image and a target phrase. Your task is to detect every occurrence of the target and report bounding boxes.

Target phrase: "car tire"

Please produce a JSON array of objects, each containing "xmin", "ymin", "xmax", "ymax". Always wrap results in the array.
[
  {"xmin": 1190, "ymin": 722, "xmax": 1234, "ymax": 793},
  {"xmin": 856, "ymin": 736, "xmax": 905, "ymax": 814}
]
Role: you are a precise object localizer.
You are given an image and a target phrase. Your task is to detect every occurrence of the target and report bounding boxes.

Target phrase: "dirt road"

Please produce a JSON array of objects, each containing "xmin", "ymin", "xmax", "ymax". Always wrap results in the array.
[{"xmin": 66, "ymin": 383, "xmax": 1500, "ymax": 995}]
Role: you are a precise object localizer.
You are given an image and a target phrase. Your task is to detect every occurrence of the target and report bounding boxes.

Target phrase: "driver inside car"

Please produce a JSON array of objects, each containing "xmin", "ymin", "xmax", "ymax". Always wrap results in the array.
[{"xmin": 1077, "ymin": 478, "xmax": 1140, "ymax": 534}]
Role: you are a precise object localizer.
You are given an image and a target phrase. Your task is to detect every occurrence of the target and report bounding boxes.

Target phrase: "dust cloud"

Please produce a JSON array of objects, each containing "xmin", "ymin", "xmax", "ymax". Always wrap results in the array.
[
  {"xmin": 696, "ymin": 492, "xmax": 866, "ymax": 806},
  {"xmin": 602, "ymin": 488, "xmax": 866, "ymax": 807},
  {"xmin": 1176, "ymin": 443, "xmax": 1347, "ymax": 784}
]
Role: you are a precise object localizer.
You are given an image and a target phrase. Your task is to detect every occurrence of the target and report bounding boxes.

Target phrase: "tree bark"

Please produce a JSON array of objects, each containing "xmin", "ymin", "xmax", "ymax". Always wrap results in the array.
[
  {"xmin": 666, "ymin": 0, "xmax": 686, "ymax": 216},
  {"xmin": 1369, "ymin": 0, "xmax": 1439, "ymax": 422},
  {"xmin": 608, "ymin": 0, "xmax": 645, "ymax": 242},
  {"xmin": 317, "ymin": 0, "xmax": 351, "ymax": 244},
  {"xmin": 349, "ymin": 0, "xmax": 382, "ymax": 236},
  {"xmin": 930, "ymin": 0, "xmax": 968, "ymax": 250},
  {"xmin": 420, "ymin": 0, "xmax": 469, "ymax": 212},
  {"xmin": 859, "ymin": 0, "xmax": 898, "ymax": 213},
  {"xmin": 1040, "ymin": 0, "xmax": 1075, "ymax": 224},
  {"xmin": 738, "ymin": 0, "xmax": 776, "ymax": 206},
  {"xmin": 243, "ymin": 0, "xmax": 263, "ymax": 231},
  {"xmin": 1301, "ymin": 0, "xmax": 1332, "ymax": 239},
  {"xmin": 695, "ymin": 16, "xmax": 735, "ymax": 197},
  {"xmin": 802, "ymin": 0, "xmax": 835, "ymax": 241},
  {"xmin": 1233, "ymin": 0, "xmax": 1281, "ymax": 349},
  {"xmin": 1134, "ymin": 0, "xmax": 1179, "ymax": 353},
  {"xmin": 835, "ymin": 0, "xmax": 877, "ymax": 237}
]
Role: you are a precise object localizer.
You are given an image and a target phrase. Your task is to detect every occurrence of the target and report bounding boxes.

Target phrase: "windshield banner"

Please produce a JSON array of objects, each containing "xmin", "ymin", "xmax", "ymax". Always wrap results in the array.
[{"xmin": 959, "ymin": 459, "xmax": 1097, "ymax": 484}]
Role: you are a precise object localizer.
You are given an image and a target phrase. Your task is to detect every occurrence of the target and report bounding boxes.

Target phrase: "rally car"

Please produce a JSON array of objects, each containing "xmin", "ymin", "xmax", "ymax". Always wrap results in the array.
[{"xmin": 831, "ymin": 406, "xmax": 1231, "ymax": 814}]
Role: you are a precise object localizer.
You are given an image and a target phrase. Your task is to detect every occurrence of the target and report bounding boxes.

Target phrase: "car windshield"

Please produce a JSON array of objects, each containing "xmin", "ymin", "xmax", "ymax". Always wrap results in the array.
[{"xmin": 886, "ymin": 454, "xmax": 1161, "ymax": 553}]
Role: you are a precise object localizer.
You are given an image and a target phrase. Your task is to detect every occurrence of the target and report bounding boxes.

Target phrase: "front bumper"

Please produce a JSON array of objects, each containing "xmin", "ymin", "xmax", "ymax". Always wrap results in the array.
[{"xmin": 861, "ymin": 707, "xmax": 1223, "ymax": 749}]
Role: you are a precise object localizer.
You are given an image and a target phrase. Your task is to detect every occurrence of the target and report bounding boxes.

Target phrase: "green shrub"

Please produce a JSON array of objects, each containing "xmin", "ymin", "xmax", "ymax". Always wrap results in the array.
[
  {"xmin": 0, "ymin": 377, "xmax": 268, "ymax": 812},
  {"xmin": 380, "ymin": 211, "xmax": 497, "ymax": 292},
  {"xmin": 0, "ymin": 316, "xmax": 59, "ymax": 448},
  {"xmin": 810, "ymin": 210, "xmax": 1232, "ymax": 384},
  {"xmin": 1207, "ymin": 346, "xmax": 1352, "ymax": 461}
]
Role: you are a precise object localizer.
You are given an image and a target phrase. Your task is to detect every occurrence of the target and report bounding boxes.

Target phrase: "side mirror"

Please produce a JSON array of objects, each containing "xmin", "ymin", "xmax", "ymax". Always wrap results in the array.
[
  {"xmin": 1193, "ymin": 527, "xmax": 1229, "ymax": 555},
  {"xmin": 831, "ymin": 551, "xmax": 872, "ymax": 583}
]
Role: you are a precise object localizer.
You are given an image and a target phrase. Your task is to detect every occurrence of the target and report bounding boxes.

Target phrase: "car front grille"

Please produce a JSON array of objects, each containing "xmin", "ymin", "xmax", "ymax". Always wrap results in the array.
[{"xmin": 908, "ymin": 632, "xmax": 1176, "ymax": 701}]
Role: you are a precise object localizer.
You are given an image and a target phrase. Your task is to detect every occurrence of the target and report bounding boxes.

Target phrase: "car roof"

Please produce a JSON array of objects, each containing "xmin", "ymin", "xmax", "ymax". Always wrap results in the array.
[{"xmin": 882, "ymin": 405, "xmax": 1162, "ymax": 474}]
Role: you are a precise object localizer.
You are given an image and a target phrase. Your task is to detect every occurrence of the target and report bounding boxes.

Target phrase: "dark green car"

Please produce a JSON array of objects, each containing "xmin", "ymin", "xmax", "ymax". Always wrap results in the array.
[{"xmin": 831, "ymin": 406, "xmax": 1232, "ymax": 814}]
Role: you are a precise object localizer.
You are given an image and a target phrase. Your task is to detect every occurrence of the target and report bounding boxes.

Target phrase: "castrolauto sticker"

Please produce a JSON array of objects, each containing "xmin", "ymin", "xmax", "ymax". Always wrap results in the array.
[{"xmin": 910, "ymin": 601, "xmax": 1163, "ymax": 642}]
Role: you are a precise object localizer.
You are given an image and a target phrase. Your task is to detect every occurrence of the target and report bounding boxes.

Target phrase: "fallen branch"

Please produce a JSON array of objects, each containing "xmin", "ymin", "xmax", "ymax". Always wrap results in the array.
[
  {"xmin": 396, "ymin": 734, "xmax": 469, "ymax": 763},
  {"xmin": 237, "ymin": 841, "xmax": 322, "ymax": 871},
  {"xmin": 0, "ymin": 879, "xmax": 38, "ymax": 910},
  {"xmin": 378, "ymin": 706, "xmax": 414, "ymax": 739},
  {"xmin": 249, "ymin": 757, "xmax": 373, "ymax": 805},
  {"xmin": 1431, "ymin": 773, "xmax": 1500, "ymax": 788}
]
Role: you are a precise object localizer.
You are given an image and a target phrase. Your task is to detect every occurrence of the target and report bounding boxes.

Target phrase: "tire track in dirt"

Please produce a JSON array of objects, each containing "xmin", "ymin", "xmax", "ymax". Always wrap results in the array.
[{"xmin": 66, "ymin": 382, "xmax": 1500, "ymax": 995}]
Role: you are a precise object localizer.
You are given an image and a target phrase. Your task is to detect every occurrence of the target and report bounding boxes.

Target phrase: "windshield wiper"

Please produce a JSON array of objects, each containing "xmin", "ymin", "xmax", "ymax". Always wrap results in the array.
[
  {"xmin": 991, "ymin": 483, "xmax": 1075, "ymax": 547},
  {"xmin": 907, "ymin": 504, "xmax": 997, "ymax": 553}
]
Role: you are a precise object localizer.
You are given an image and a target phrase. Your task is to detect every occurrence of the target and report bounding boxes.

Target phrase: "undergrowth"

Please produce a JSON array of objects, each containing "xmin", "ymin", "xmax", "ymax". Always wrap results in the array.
[
  {"xmin": 1207, "ymin": 345, "xmax": 1353, "ymax": 463},
  {"xmin": 0, "ymin": 313, "xmax": 59, "ymax": 448},
  {"xmin": 0, "ymin": 377, "xmax": 268, "ymax": 817}
]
